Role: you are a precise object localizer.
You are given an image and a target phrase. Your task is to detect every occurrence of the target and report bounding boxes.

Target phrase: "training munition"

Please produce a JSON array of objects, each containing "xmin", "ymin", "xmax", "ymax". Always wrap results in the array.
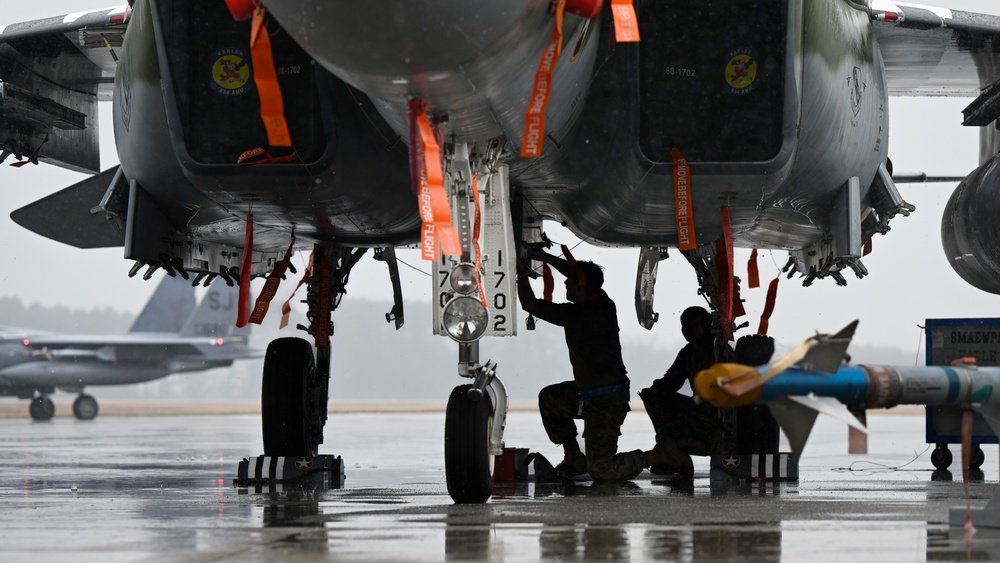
[{"xmin": 694, "ymin": 361, "xmax": 1000, "ymax": 409}]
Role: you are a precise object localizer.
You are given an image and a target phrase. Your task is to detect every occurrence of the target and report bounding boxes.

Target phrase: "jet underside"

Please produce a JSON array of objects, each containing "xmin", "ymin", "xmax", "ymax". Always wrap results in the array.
[{"xmin": 3, "ymin": 0, "xmax": 901, "ymax": 281}]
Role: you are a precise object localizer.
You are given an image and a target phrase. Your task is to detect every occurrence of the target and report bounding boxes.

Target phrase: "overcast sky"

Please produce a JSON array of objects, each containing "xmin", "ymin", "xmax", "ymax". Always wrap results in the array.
[{"xmin": 2, "ymin": 0, "xmax": 999, "ymax": 358}]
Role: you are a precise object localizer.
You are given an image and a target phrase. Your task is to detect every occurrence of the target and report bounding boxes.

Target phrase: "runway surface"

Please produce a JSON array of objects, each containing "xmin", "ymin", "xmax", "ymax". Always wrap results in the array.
[{"xmin": 3, "ymin": 407, "xmax": 1000, "ymax": 562}]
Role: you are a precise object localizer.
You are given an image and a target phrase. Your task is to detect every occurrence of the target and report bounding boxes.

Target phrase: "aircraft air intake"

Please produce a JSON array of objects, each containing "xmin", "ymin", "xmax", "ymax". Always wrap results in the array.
[{"xmin": 638, "ymin": 1, "xmax": 788, "ymax": 163}]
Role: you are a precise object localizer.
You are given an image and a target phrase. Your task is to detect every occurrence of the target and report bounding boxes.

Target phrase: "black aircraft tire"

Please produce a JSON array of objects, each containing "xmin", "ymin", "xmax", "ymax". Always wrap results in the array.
[
  {"xmin": 445, "ymin": 385, "xmax": 495, "ymax": 504},
  {"xmin": 73, "ymin": 394, "xmax": 99, "ymax": 420},
  {"xmin": 931, "ymin": 444, "xmax": 952, "ymax": 470},
  {"xmin": 29, "ymin": 396, "xmax": 55, "ymax": 421},
  {"xmin": 262, "ymin": 337, "xmax": 317, "ymax": 456}
]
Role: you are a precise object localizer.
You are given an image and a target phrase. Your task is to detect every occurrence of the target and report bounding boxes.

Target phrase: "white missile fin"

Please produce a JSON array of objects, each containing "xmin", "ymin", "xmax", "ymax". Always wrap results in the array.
[
  {"xmin": 789, "ymin": 395, "xmax": 868, "ymax": 433},
  {"xmin": 769, "ymin": 394, "xmax": 868, "ymax": 458},
  {"xmin": 797, "ymin": 320, "xmax": 858, "ymax": 373},
  {"xmin": 768, "ymin": 397, "xmax": 821, "ymax": 459}
]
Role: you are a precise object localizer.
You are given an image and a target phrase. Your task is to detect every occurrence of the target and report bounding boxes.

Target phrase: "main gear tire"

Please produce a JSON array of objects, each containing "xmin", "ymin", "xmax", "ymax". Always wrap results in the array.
[
  {"xmin": 73, "ymin": 394, "xmax": 99, "ymax": 420},
  {"xmin": 445, "ymin": 384, "xmax": 495, "ymax": 504},
  {"xmin": 29, "ymin": 395, "xmax": 55, "ymax": 421},
  {"xmin": 262, "ymin": 337, "xmax": 319, "ymax": 456}
]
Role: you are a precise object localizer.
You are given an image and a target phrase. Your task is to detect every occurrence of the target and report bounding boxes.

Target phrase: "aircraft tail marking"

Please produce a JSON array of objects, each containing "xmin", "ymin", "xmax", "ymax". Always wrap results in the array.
[{"xmin": 180, "ymin": 280, "xmax": 242, "ymax": 338}]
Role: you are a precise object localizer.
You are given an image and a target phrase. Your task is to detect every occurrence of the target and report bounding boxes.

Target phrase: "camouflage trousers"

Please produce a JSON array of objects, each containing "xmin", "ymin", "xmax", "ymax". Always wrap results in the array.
[
  {"xmin": 539, "ymin": 381, "xmax": 645, "ymax": 481},
  {"xmin": 639, "ymin": 388, "xmax": 730, "ymax": 456}
]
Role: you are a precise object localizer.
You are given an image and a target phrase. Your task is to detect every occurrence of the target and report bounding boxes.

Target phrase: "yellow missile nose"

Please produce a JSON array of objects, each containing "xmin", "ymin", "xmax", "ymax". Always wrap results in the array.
[{"xmin": 693, "ymin": 363, "xmax": 763, "ymax": 408}]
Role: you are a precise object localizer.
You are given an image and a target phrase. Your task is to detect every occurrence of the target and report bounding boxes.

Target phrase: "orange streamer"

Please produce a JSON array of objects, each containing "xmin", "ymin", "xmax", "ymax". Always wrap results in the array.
[
  {"xmin": 611, "ymin": 0, "xmax": 640, "ymax": 42},
  {"xmin": 757, "ymin": 277, "xmax": 779, "ymax": 335},
  {"xmin": 747, "ymin": 248, "xmax": 760, "ymax": 288},
  {"xmin": 520, "ymin": 0, "xmax": 565, "ymax": 158},
  {"xmin": 248, "ymin": 237, "xmax": 295, "ymax": 324},
  {"xmin": 414, "ymin": 106, "xmax": 461, "ymax": 261},
  {"xmin": 280, "ymin": 252, "xmax": 313, "ymax": 329},
  {"xmin": 471, "ymin": 174, "xmax": 487, "ymax": 308},
  {"xmin": 236, "ymin": 214, "xmax": 254, "ymax": 328},
  {"xmin": 250, "ymin": 7, "xmax": 291, "ymax": 147},
  {"xmin": 673, "ymin": 148, "xmax": 696, "ymax": 251}
]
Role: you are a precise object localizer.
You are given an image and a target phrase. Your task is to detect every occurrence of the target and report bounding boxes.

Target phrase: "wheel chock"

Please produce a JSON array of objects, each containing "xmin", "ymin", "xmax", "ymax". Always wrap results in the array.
[
  {"xmin": 710, "ymin": 452, "xmax": 798, "ymax": 481},
  {"xmin": 234, "ymin": 454, "xmax": 345, "ymax": 492}
]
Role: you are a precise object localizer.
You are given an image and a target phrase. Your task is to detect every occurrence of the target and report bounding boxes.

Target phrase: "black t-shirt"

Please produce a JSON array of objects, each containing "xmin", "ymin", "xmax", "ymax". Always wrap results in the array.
[
  {"xmin": 530, "ymin": 289, "xmax": 629, "ymax": 392},
  {"xmin": 658, "ymin": 336, "xmax": 723, "ymax": 395}
]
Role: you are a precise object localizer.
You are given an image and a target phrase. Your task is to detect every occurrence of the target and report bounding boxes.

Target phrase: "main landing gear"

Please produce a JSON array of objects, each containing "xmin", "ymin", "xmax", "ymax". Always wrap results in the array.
[
  {"xmin": 236, "ymin": 245, "xmax": 368, "ymax": 493},
  {"xmin": 258, "ymin": 246, "xmax": 365, "ymax": 458},
  {"xmin": 26, "ymin": 392, "xmax": 99, "ymax": 421},
  {"xmin": 246, "ymin": 141, "xmax": 519, "ymax": 503},
  {"xmin": 431, "ymin": 144, "xmax": 518, "ymax": 503}
]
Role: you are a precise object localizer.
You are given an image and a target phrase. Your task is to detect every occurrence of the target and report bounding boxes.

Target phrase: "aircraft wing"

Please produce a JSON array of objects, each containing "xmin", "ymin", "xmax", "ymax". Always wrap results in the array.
[
  {"xmin": 0, "ymin": 5, "xmax": 128, "ymax": 172},
  {"xmin": 21, "ymin": 333, "xmax": 235, "ymax": 348},
  {"xmin": 0, "ymin": 325, "xmax": 47, "ymax": 341},
  {"xmin": 17, "ymin": 333, "xmax": 237, "ymax": 357},
  {"xmin": 871, "ymin": 1, "xmax": 1000, "ymax": 96},
  {"xmin": 16, "ymin": 333, "xmax": 260, "ymax": 364}
]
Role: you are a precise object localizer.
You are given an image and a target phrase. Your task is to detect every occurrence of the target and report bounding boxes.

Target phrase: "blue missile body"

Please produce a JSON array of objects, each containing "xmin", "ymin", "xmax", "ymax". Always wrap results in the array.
[
  {"xmin": 755, "ymin": 366, "xmax": 869, "ymax": 405},
  {"xmin": 696, "ymin": 363, "xmax": 1000, "ymax": 409}
]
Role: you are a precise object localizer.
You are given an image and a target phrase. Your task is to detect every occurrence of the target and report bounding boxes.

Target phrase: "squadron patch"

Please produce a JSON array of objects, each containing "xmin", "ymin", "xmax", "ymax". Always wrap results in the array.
[
  {"xmin": 724, "ymin": 48, "xmax": 759, "ymax": 95},
  {"xmin": 211, "ymin": 48, "xmax": 253, "ymax": 96}
]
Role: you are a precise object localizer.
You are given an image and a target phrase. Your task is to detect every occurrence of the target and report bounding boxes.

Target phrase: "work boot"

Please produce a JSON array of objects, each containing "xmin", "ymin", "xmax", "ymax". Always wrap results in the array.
[
  {"xmin": 648, "ymin": 464, "xmax": 676, "ymax": 476},
  {"xmin": 645, "ymin": 437, "xmax": 694, "ymax": 478},
  {"xmin": 553, "ymin": 450, "xmax": 588, "ymax": 478}
]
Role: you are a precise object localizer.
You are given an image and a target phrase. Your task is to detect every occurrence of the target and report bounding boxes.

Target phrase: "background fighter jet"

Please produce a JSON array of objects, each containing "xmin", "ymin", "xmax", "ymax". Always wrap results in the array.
[
  {"xmin": 2, "ymin": 0, "xmax": 1000, "ymax": 502},
  {"xmin": 0, "ymin": 275, "xmax": 259, "ymax": 421}
]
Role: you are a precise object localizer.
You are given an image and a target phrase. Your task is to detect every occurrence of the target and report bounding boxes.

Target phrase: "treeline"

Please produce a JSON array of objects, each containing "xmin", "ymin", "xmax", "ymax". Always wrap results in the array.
[
  {"xmin": 0, "ymin": 295, "xmax": 917, "ymax": 404},
  {"xmin": 0, "ymin": 296, "xmax": 133, "ymax": 334}
]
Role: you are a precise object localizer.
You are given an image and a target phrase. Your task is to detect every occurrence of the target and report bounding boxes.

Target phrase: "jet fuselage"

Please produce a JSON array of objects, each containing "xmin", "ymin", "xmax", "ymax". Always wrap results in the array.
[{"xmin": 109, "ymin": 0, "xmax": 887, "ymax": 278}]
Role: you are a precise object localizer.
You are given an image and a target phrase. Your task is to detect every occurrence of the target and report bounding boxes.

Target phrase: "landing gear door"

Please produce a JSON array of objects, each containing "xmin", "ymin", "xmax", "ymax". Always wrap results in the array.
[
  {"xmin": 479, "ymin": 164, "xmax": 517, "ymax": 337},
  {"xmin": 636, "ymin": 247, "xmax": 668, "ymax": 330}
]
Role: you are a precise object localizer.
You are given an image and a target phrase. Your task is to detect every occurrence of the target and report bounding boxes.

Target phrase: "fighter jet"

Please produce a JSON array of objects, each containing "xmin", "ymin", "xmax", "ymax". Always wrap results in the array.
[
  {"xmin": 0, "ymin": 275, "xmax": 259, "ymax": 421},
  {"xmin": 2, "ymin": 1, "xmax": 1000, "ymax": 502}
]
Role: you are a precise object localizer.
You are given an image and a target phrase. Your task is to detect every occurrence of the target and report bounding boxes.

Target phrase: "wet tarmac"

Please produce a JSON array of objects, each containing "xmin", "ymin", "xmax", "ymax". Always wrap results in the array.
[{"xmin": 3, "ymin": 408, "xmax": 1000, "ymax": 562}]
